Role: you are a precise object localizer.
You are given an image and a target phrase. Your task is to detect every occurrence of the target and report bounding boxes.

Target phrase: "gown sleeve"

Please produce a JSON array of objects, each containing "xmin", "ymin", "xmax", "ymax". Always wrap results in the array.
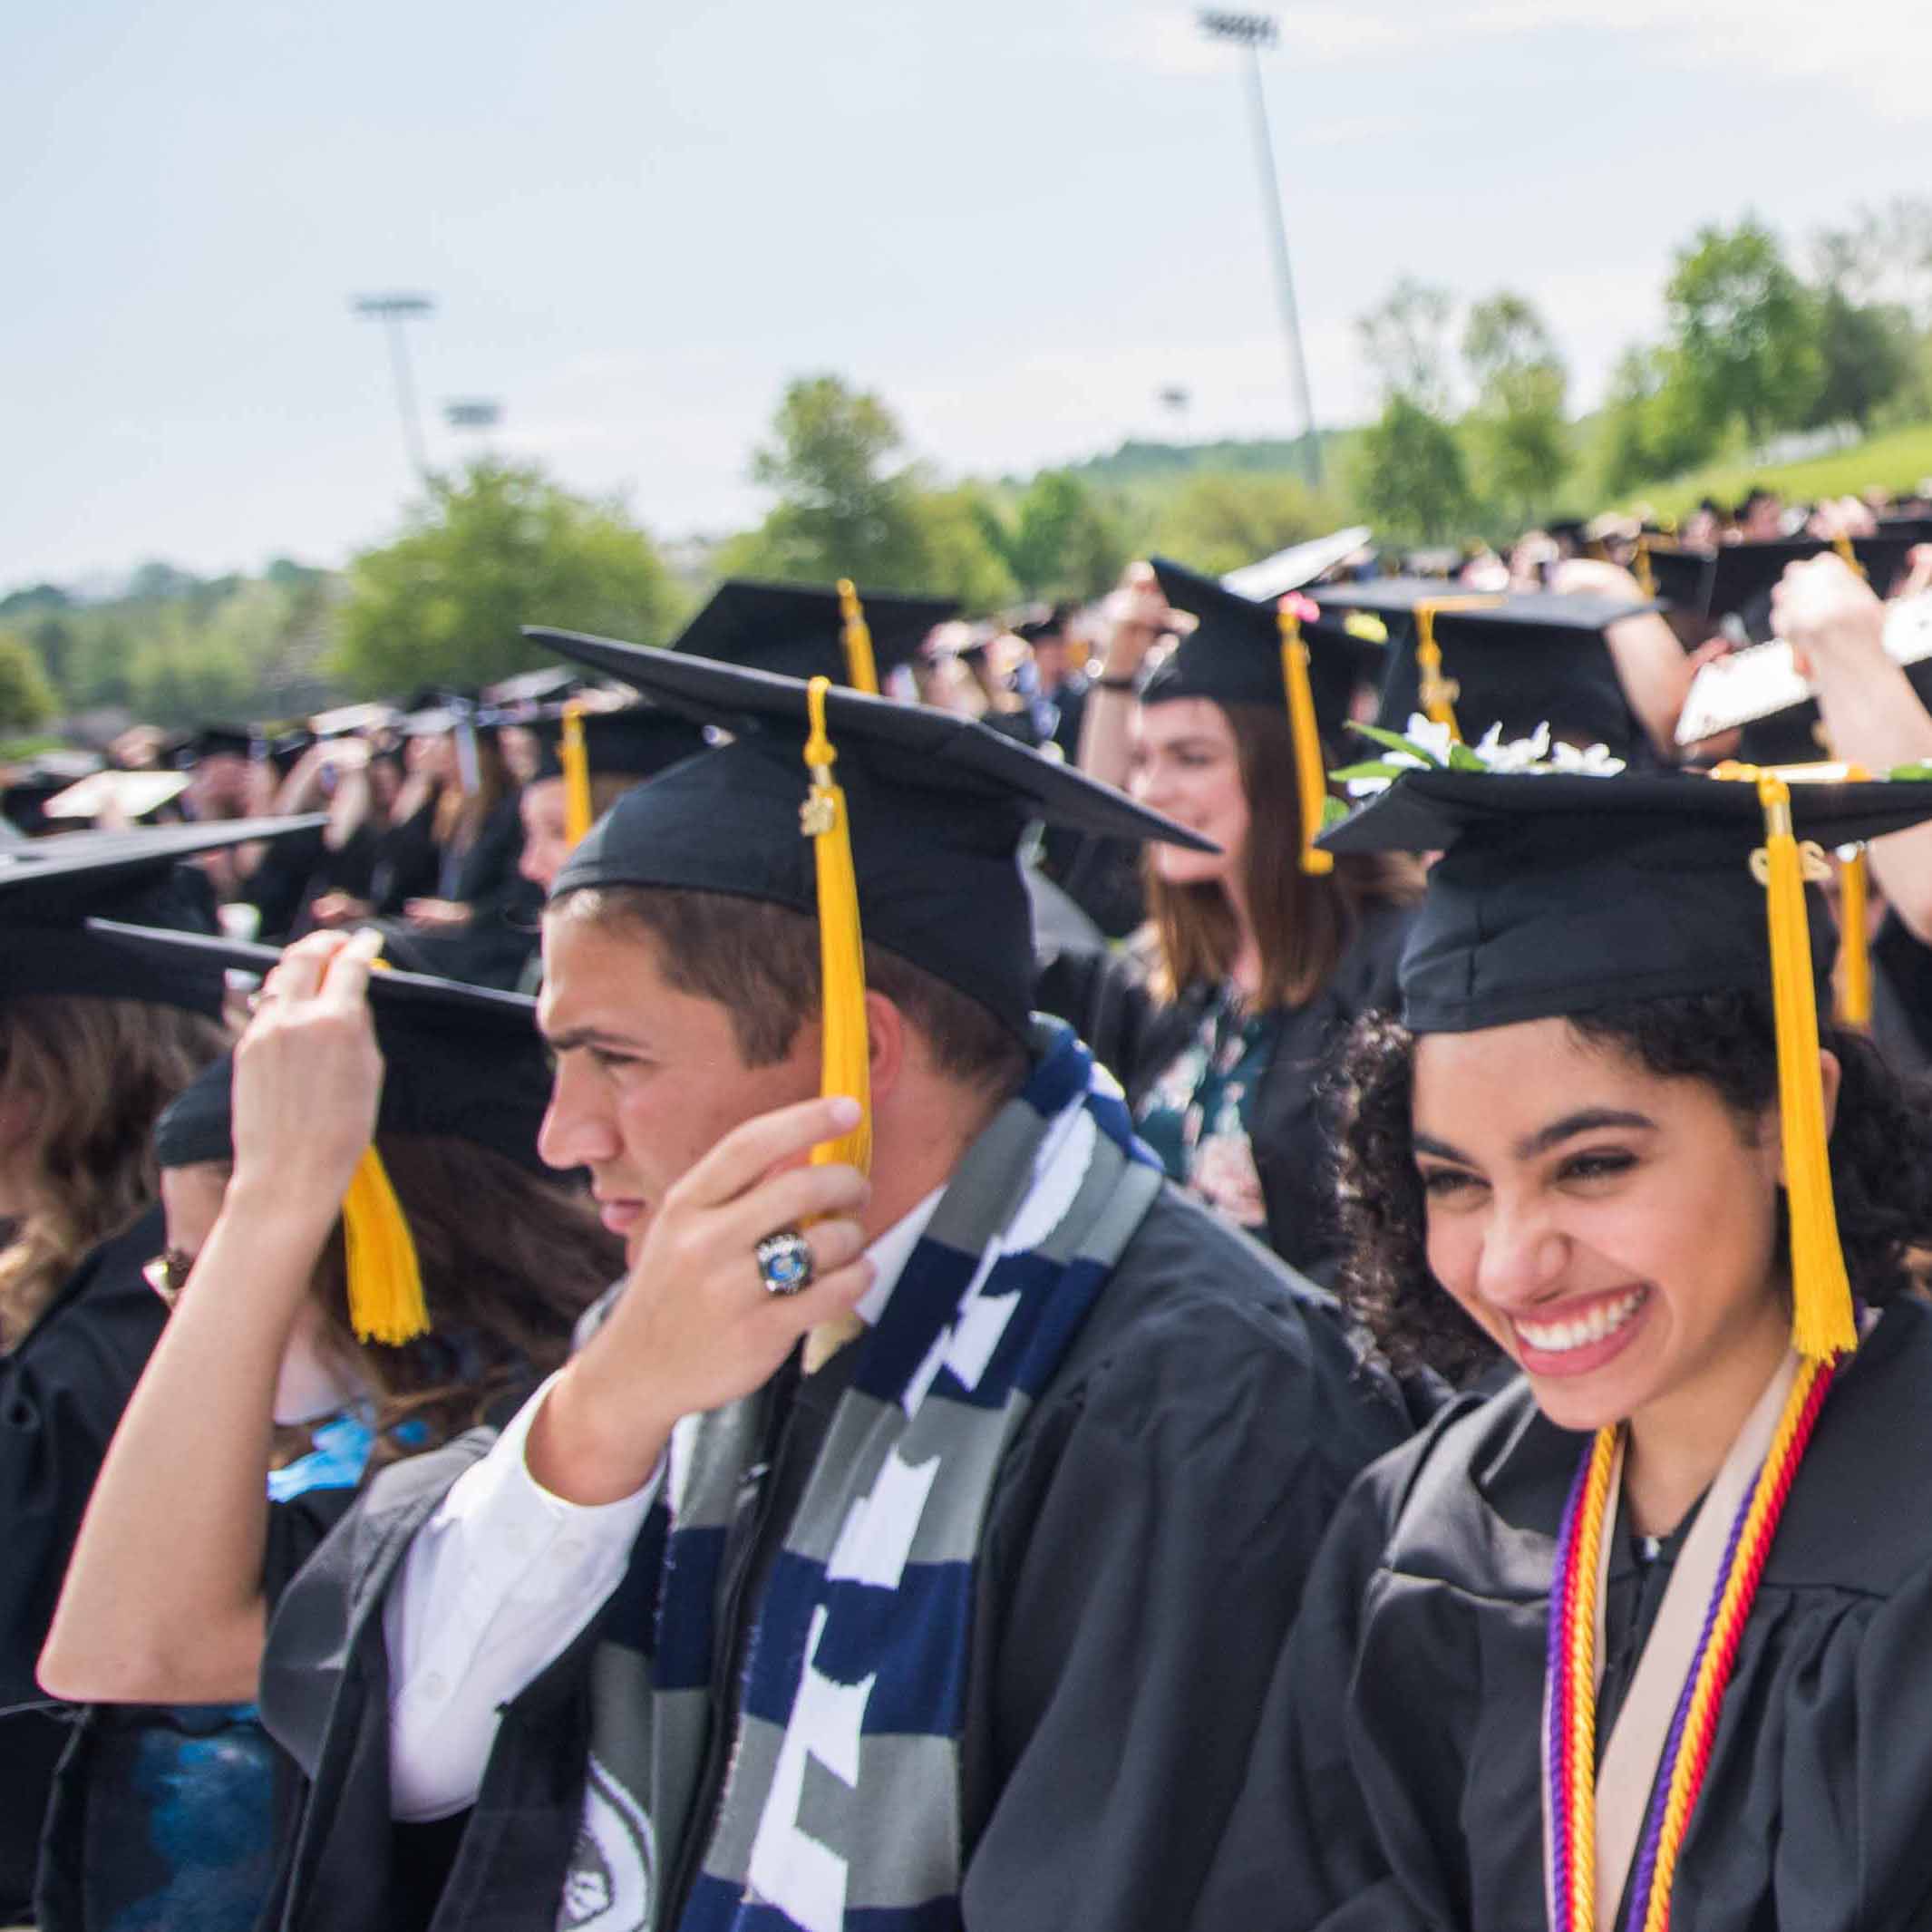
[
  {"xmin": 0, "ymin": 1211, "xmax": 169, "ymax": 1914},
  {"xmin": 1186, "ymin": 1437, "xmax": 1451, "ymax": 1932},
  {"xmin": 958, "ymin": 1245, "xmax": 1413, "ymax": 1932}
]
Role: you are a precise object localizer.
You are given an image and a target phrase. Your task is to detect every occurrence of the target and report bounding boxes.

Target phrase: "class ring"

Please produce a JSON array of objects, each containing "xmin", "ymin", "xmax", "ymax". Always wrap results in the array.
[{"xmin": 755, "ymin": 1229, "xmax": 816, "ymax": 1297}]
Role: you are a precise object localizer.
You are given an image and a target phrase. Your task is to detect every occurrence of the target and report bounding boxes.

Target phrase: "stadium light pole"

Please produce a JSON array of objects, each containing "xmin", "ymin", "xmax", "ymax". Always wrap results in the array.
[
  {"xmin": 351, "ymin": 293, "xmax": 436, "ymax": 482},
  {"xmin": 1197, "ymin": 11, "xmax": 1323, "ymax": 490}
]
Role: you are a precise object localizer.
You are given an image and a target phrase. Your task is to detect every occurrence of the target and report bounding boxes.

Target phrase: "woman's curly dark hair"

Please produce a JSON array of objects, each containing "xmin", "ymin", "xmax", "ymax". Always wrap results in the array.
[{"xmin": 1331, "ymin": 988, "xmax": 1932, "ymax": 1384}]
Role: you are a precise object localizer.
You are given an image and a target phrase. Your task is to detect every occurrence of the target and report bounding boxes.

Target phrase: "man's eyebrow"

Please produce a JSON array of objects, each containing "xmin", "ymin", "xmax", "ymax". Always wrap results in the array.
[{"xmin": 541, "ymin": 1024, "xmax": 647, "ymax": 1053}]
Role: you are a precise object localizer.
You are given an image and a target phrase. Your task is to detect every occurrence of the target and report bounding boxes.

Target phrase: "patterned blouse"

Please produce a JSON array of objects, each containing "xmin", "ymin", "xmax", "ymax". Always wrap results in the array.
[{"xmin": 1133, "ymin": 984, "xmax": 1283, "ymax": 1234}]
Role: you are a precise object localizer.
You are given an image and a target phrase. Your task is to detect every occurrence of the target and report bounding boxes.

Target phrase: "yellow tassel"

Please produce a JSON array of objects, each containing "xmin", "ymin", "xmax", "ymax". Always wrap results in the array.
[
  {"xmin": 560, "ymin": 700, "xmax": 593, "ymax": 848},
  {"xmin": 1830, "ymin": 534, "xmax": 1866, "ymax": 578},
  {"xmin": 337, "ymin": 951, "xmax": 429, "ymax": 1345},
  {"xmin": 342, "ymin": 1149, "xmax": 430, "ymax": 1345},
  {"xmin": 1634, "ymin": 533, "xmax": 1656, "ymax": 598},
  {"xmin": 1414, "ymin": 604, "xmax": 1463, "ymax": 742},
  {"xmin": 835, "ymin": 579, "xmax": 881, "ymax": 695},
  {"xmin": 1752, "ymin": 772, "xmax": 1857, "ymax": 1359},
  {"xmin": 1277, "ymin": 601, "xmax": 1335, "ymax": 877},
  {"xmin": 1835, "ymin": 846, "xmax": 1871, "ymax": 1029},
  {"xmin": 801, "ymin": 676, "xmax": 872, "ymax": 1175}
]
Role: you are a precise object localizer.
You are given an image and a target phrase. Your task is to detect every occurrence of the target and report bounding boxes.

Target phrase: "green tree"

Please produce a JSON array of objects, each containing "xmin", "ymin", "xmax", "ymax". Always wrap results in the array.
[
  {"xmin": 0, "ymin": 630, "xmax": 56, "ymax": 732},
  {"xmin": 734, "ymin": 374, "xmax": 936, "ymax": 588},
  {"xmin": 1805, "ymin": 289, "xmax": 1914, "ymax": 431},
  {"xmin": 1352, "ymin": 395, "xmax": 1475, "ymax": 544},
  {"xmin": 984, "ymin": 471, "xmax": 1127, "ymax": 599},
  {"xmin": 332, "ymin": 460, "xmax": 682, "ymax": 694},
  {"xmin": 1356, "ymin": 279, "xmax": 1459, "ymax": 413},
  {"xmin": 1665, "ymin": 218, "xmax": 1821, "ymax": 445},
  {"xmin": 1599, "ymin": 344, "xmax": 1720, "ymax": 496},
  {"xmin": 909, "ymin": 486, "xmax": 1019, "ymax": 611},
  {"xmin": 1145, "ymin": 471, "xmax": 1345, "ymax": 576},
  {"xmin": 1461, "ymin": 293, "xmax": 1570, "ymax": 522}
]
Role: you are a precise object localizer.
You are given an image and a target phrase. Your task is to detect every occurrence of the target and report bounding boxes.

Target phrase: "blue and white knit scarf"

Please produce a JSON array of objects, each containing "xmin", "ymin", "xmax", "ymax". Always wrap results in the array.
[{"xmin": 561, "ymin": 1020, "xmax": 1162, "ymax": 1932}]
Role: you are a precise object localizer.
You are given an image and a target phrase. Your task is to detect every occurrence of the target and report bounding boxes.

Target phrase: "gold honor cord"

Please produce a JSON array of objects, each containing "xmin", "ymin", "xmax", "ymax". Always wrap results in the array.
[
  {"xmin": 1713, "ymin": 765, "xmax": 1857, "ymax": 1359},
  {"xmin": 339, "ymin": 955, "xmax": 429, "ymax": 1345},
  {"xmin": 560, "ymin": 700, "xmax": 594, "ymax": 847},
  {"xmin": 801, "ymin": 676, "xmax": 873, "ymax": 1175},
  {"xmin": 835, "ymin": 579, "xmax": 882, "ymax": 695},
  {"xmin": 1277, "ymin": 597, "xmax": 1335, "ymax": 876}
]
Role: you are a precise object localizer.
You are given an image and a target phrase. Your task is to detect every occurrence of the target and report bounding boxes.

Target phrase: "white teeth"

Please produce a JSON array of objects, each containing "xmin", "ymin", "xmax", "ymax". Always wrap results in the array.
[{"xmin": 1517, "ymin": 1289, "xmax": 1646, "ymax": 1354}]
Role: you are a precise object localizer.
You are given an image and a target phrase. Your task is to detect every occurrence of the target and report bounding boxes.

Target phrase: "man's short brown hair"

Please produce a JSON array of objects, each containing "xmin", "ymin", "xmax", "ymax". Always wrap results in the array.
[{"xmin": 550, "ymin": 885, "xmax": 1029, "ymax": 1097}]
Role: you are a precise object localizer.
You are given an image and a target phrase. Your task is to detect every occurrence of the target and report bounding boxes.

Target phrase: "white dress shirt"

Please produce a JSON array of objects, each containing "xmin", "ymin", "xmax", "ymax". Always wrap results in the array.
[{"xmin": 385, "ymin": 1193, "xmax": 942, "ymax": 1821}]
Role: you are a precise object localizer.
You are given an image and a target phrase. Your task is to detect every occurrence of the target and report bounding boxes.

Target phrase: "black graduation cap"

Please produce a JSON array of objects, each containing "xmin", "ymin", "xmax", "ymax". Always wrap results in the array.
[
  {"xmin": 486, "ymin": 665, "xmax": 587, "ymax": 714},
  {"xmin": 1308, "ymin": 586, "xmax": 1657, "ymax": 759},
  {"xmin": 1691, "ymin": 537, "xmax": 1921, "ymax": 629},
  {"xmin": 0, "ymin": 817, "xmax": 326, "ymax": 1014},
  {"xmin": 102, "ymin": 926, "xmax": 557, "ymax": 1173},
  {"xmin": 1638, "ymin": 541, "xmax": 1716, "ymax": 616},
  {"xmin": 1876, "ymin": 513, "xmax": 1932, "ymax": 545},
  {"xmin": 1145, "ymin": 556, "xmax": 1357, "ymax": 737},
  {"xmin": 524, "ymin": 627, "xmax": 1214, "ymax": 1038},
  {"xmin": 669, "ymin": 579, "xmax": 960, "ymax": 687},
  {"xmin": 527, "ymin": 703, "xmax": 711, "ymax": 784},
  {"xmin": 1321, "ymin": 766, "xmax": 1932, "ymax": 1028},
  {"xmin": 267, "ymin": 730, "xmax": 316, "ymax": 780},
  {"xmin": 175, "ymin": 724, "xmax": 253, "ymax": 766}
]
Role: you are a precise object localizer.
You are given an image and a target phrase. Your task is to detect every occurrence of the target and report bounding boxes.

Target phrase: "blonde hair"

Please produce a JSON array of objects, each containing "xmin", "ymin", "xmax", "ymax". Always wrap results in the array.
[{"xmin": 0, "ymin": 996, "xmax": 231, "ymax": 1345}]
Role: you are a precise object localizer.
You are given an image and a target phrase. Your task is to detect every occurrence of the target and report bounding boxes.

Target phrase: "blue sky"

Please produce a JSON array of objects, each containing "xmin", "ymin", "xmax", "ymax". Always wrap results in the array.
[{"xmin": 6, "ymin": 0, "xmax": 1928, "ymax": 588}]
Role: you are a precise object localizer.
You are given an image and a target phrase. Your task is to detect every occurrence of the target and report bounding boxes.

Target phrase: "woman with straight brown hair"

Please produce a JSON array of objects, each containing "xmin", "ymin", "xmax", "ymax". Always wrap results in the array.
[{"xmin": 1052, "ymin": 559, "xmax": 1417, "ymax": 1278}]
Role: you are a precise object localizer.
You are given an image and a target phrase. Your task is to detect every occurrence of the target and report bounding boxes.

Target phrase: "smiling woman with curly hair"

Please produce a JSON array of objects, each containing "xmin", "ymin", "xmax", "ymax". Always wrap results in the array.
[{"xmin": 1194, "ymin": 765, "xmax": 1932, "ymax": 1932}]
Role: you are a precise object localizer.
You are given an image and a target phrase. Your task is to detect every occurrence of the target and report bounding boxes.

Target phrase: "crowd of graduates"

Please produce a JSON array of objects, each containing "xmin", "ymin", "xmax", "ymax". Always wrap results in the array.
[{"xmin": 5, "ymin": 484, "xmax": 1932, "ymax": 1932}]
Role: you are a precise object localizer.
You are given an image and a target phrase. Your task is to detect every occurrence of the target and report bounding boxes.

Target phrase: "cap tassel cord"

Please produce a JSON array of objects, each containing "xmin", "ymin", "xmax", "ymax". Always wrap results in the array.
[
  {"xmin": 1751, "ymin": 772, "xmax": 1857, "ymax": 1359},
  {"xmin": 835, "ymin": 579, "xmax": 881, "ymax": 696},
  {"xmin": 1836, "ymin": 849, "xmax": 1871, "ymax": 1027},
  {"xmin": 1277, "ymin": 598, "xmax": 1335, "ymax": 876},
  {"xmin": 338, "ymin": 955, "xmax": 429, "ymax": 1345},
  {"xmin": 1634, "ymin": 533, "xmax": 1656, "ymax": 598},
  {"xmin": 1414, "ymin": 605, "xmax": 1463, "ymax": 742},
  {"xmin": 560, "ymin": 700, "xmax": 594, "ymax": 847},
  {"xmin": 801, "ymin": 676, "xmax": 872, "ymax": 1175}
]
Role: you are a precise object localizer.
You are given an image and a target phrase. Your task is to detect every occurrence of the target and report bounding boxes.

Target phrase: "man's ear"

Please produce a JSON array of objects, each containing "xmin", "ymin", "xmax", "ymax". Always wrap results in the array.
[{"xmin": 863, "ymin": 988, "xmax": 908, "ymax": 1105}]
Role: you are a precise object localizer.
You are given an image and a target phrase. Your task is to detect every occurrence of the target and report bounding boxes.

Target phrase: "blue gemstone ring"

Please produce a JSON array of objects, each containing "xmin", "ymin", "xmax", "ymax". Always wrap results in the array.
[{"xmin": 755, "ymin": 1229, "xmax": 816, "ymax": 1297}]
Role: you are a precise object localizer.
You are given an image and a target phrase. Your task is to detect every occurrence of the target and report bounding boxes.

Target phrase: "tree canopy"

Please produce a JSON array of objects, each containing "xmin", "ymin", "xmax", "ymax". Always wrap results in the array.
[{"xmin": 331, "ymin": 461, "xmax": 683, "ymax": 694}]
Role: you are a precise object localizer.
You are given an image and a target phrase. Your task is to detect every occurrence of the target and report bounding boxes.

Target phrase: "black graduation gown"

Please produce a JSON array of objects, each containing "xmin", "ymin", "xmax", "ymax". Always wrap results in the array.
[
  {"xmin": 255, "ymin": 1185, "xmax": 1421, "ymax": 1932},
  {"xmin": 34, "ymin": 1471, "xmax": 367, "ymax": 1932},
  {"xmin": 1035, "ymin": 899, "xmax": 1413, "ymax": 1280},
  {"xmin": 0, "ymin": 1206, "xmax": 169, "ymax": 1920},
  {"xmin": 1192, "ymin": 1296, "xmax": 1932, "ymax": 1932}
]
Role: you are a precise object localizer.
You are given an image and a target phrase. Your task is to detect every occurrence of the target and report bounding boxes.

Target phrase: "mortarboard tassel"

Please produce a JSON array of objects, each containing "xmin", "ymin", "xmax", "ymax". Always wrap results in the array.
[
  {"xmin": 1413, "ymin": 603, "xmax": 1464, "ymax": 742},
  {"xmin": 835, "ymin": 579, "xmax": 882, "ymax": 695},
  {"xmin": 1633, "ymin": 533, "xmax": 1656, "ymax": 598},
  {"xmin": 342, "ymin": 1149, "xmax": 430, "ymax": 1345},
  {"xmin": 339, "ymin": 953, "xmax": 429, "ymax": 1346},
  {"xmin": 1747, "ymin": 771, "xmax": 1857, "ymax": 1360},
  {"xmin": 1277, "ymin": 596, "xmax": 1335, "ymax": 877},
  {"xmin": 801, "ymin": 676, "xmax": 872, "ymax": 1176},
  {"xmin": 1835, "ymin": 845, "xmax": 1872, "ymax": 1029},
  {"xmin": 560, "ymin": 700, "xmax": 594, "ymax": 847}
]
